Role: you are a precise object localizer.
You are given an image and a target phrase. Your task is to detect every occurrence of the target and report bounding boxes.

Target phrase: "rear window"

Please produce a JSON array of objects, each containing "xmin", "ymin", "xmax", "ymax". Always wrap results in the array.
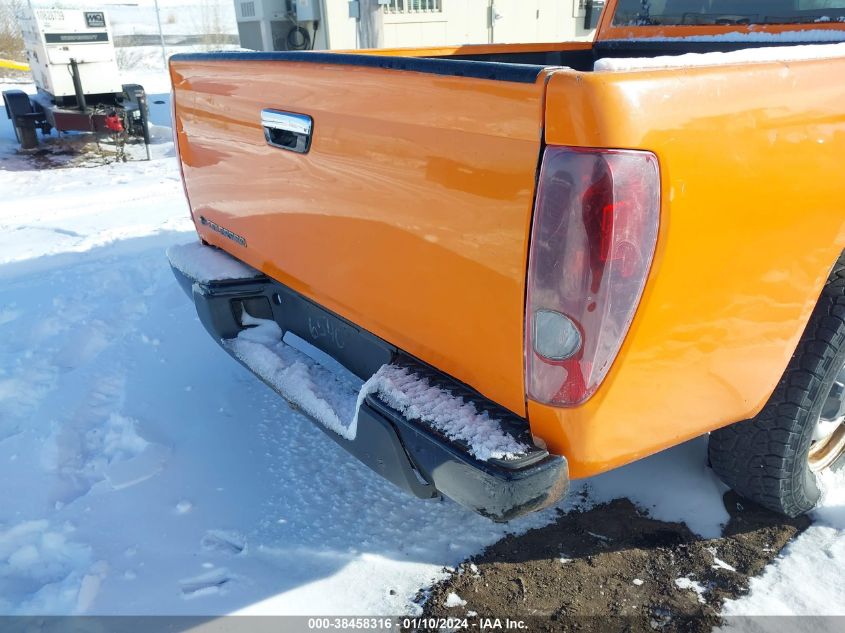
[{"xmin": 612, "ymin": 0, "xmax": 845, "ymax": 26}]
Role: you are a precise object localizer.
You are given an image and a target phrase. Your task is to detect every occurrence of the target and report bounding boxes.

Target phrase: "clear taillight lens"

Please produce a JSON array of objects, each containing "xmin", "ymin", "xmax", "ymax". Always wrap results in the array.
[{"xmin": 526, "ymin": 146, "xmax": 660, "ymax": 406}]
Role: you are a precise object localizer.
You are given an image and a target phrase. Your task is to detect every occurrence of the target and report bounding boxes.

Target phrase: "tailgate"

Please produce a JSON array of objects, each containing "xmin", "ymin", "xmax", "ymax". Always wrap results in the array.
[{"xmin": 170, "ymin": 52, "xmax": 554, "ymax": 416}]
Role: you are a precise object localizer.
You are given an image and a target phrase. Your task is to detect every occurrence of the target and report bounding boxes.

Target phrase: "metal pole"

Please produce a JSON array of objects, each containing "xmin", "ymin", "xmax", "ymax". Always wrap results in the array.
[
  {"xmin": 69, "ymin": 58, "xmax": 87, "ymax": 111},
  {"xmin": 153, "ymin": 0, "xmax": 167, "ymax": 70},
  {"xmin": 137, "ymin": 89, "xmax": 151, "ymax": 161}
]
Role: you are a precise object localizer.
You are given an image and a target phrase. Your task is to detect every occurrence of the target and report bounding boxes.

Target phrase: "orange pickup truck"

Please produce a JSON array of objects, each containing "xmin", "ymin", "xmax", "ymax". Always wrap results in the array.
[{"xmin": 168, "ymin": 0, "xmax": 845, "ymax": 521}]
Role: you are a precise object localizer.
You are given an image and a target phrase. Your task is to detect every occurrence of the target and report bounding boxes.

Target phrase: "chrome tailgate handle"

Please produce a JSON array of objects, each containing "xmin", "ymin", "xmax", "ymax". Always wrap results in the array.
[{"xmin": 261, "ymin": 109, "xmax": 312, "ymax": 154}]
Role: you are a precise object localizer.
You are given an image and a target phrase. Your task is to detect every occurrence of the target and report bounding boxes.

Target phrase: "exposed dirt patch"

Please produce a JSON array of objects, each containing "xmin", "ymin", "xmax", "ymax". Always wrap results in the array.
[
  {"xmin": 416, "ymin": 493, "xmax": 809, "ymax": 632},
  {"xmin": 0, "ymin": 134, "xmax": 148, "ymax": 171}
]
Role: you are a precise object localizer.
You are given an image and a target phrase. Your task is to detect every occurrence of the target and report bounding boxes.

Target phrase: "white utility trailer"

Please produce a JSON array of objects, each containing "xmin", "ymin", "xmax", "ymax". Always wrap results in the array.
[{"xmin": 2, "ymin": 6, "xmax": 149, "ymax": 153}]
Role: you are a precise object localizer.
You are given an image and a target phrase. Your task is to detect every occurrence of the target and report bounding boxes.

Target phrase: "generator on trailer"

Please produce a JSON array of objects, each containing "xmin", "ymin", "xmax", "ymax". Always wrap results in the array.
[{"xmin": 2, "ymin": 6, "xmax": 150, "ymax": 156}]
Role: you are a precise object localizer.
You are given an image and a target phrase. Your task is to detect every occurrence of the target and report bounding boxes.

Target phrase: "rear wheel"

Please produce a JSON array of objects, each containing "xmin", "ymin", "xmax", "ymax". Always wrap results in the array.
[
  {"xmin": 809, "ymin": 363, "xmax": 845, "ymax": 473},
  {"xmin": 709, "ymin": 254, "xmax": 845, "ymax": 516}
]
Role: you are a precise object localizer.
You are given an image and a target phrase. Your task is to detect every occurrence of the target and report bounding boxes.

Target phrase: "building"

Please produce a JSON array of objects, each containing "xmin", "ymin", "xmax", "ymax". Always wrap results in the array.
[{"xmin": 235, "ymin": 0, "xmax": 601, "ymax": 53}]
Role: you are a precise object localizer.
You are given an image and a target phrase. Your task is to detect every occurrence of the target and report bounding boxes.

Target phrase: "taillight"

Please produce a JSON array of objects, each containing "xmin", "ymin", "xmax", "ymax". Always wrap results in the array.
[{"xmin": 526, "ymin": 146, "xmax": 660, "ymax": 406}]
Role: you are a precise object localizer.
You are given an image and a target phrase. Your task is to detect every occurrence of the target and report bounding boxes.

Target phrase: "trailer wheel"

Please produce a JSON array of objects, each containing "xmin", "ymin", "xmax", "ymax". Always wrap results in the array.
[
  {"xmin": 709, "ymin": 253, "xmax": 845, "ymax": 516},
  {"xmin": 3, "ymin": 89, "xmax": 38, "ymax": 150},
  {"xmin": 15, "ymin": 126, "xmax": 37, "ymax": 149},
  {"xmin": 121, "ymin": 84, "xmax": 150, "ymax": 139}
]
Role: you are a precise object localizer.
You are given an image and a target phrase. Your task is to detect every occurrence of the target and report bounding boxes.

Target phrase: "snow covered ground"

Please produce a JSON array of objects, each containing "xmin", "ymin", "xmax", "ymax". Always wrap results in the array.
[
  {"xmin": 0, "ymin": 71, "xmax": 843, "ymax": 618},
  {"xmin": 720, "ymin": 474, "xmax": 845, "ymax": 629},
  {"xmin": 103, "ymin": 0, "xmax": 237, "ymax": 39}
]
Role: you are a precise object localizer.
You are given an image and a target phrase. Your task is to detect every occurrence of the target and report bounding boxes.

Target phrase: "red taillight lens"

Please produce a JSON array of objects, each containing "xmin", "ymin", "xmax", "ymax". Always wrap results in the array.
[{"xmin": 526, "ymin": 146, "xmax": 660, "ymax": 406}]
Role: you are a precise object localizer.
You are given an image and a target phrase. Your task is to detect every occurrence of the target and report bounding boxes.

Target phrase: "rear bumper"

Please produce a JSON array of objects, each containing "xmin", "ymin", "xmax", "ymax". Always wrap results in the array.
[{"xmin": 169, "ymin": 248, "xmax": 568, "ymax": 521}]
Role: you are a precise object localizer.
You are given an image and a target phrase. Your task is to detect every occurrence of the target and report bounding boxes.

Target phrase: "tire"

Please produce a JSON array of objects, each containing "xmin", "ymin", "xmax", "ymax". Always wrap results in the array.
[
  {"xmin": 3, "ymin": 90, "xmax": 38, "ymax": 149},
  {"xmin": 121, "ymin": 84, "xmax": 150, "ymax": 142},
  {"xmin": 709, "ymin": 253, "xmax": 845, "ymax": 517},
  {"xmin": 16, "ymin": 126, "xmax": 38, "ymax": 150}
]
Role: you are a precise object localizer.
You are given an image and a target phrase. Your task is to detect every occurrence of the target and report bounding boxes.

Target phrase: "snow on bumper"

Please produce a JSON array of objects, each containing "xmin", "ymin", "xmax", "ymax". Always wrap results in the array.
[
  {"xmin": 166, "ymin": 241, "xmax": 262, "ymax": 284},
  {"xmin": 167, "ymin": 242, "xmax": 568, "ymax": 521},
  {"xmin": 227, "ymin": 314, "xmax": 530, "ymax": 462}
]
